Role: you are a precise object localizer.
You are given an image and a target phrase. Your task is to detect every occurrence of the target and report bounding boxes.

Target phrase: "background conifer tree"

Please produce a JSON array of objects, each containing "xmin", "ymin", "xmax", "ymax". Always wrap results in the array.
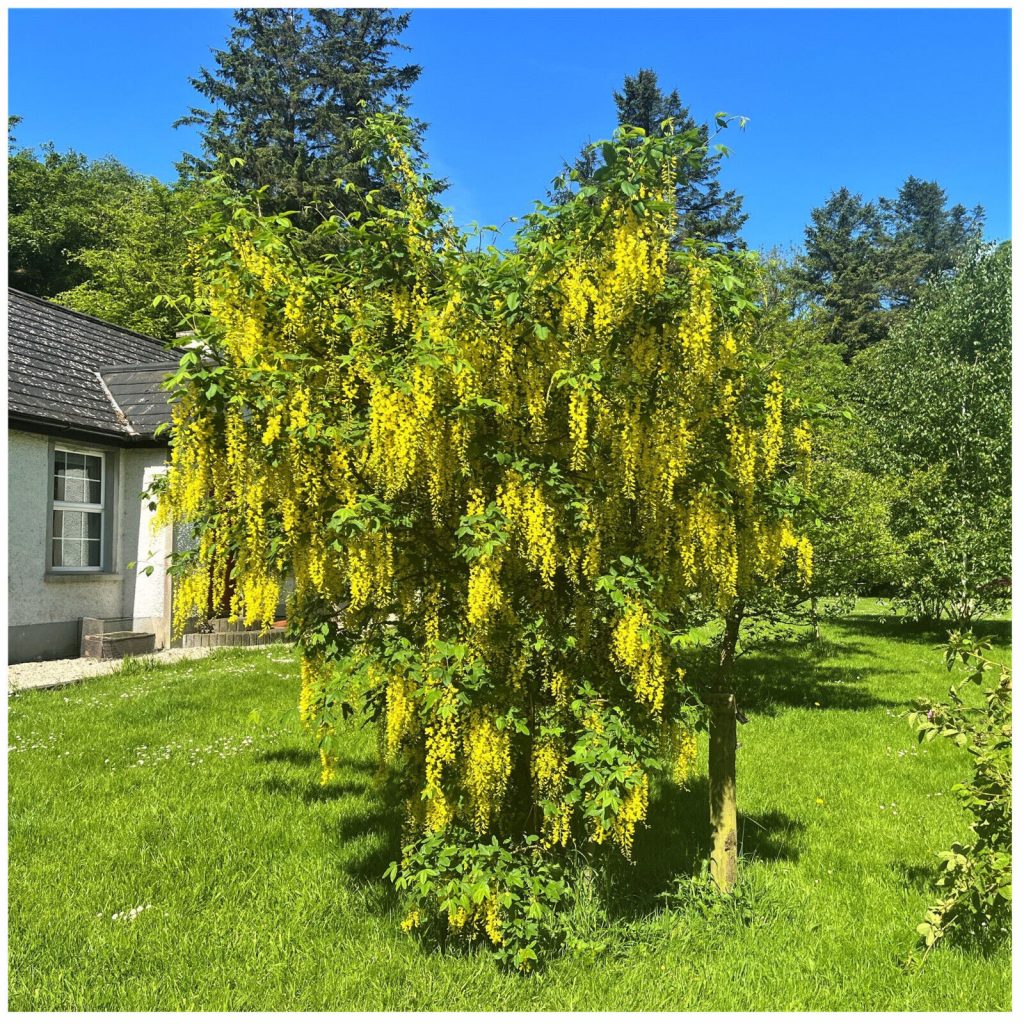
[
  {"xmin": 796, "ymin": 179, "xmax": 984, "ymax": 357},
  {"xmin": 555, "ymin": 68, "xmax": 747, "ymax": 249},
  {"xmin": 176, "ymin": 7, "xmax": 427, "ymax": 225}
]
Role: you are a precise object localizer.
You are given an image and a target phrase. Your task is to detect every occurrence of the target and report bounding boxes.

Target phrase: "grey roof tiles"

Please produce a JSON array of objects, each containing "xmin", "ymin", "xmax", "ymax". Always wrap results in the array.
[{"xmin": 7, "ymin": 289, "xmax": 180, "ymax": 442}]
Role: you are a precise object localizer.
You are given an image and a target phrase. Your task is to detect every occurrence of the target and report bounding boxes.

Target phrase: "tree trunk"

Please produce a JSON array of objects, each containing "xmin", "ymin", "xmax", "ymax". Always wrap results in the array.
[
  {"xmin": 810, "ymin": 595, "xmax": 820, "ymax": 641},
  {"xmin": 709, "ymin": 602, "xmax": 743, "ymax": 892}
]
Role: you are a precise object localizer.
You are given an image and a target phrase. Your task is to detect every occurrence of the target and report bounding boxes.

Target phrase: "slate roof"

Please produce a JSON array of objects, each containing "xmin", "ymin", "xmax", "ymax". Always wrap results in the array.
[
  {"xmin": 99, "ymin": 363, "xmax": 180, "ymax": 438},
  {"xmin": 7, "ymin": 289, "xmax": 180, "ymax": 443}
]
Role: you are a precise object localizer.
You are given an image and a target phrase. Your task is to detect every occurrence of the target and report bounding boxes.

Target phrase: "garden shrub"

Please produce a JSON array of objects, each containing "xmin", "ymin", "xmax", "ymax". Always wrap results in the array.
[
  {"xmin": 908, "ymin": 632, "xmax": 1012, "ymax": 954},
  {"xmin": 158, "ymin": 113, "xmax": 812, "ymax": 967}
]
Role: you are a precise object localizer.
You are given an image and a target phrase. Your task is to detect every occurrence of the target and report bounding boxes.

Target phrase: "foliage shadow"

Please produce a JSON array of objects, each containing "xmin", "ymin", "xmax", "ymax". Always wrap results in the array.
[
  {"xmin": 834, "ymin": 613, "xmax": 1010, "ymax": 648},
  {"xmin": 732, "ymin": 641, "xmax": 893, "ymax": 716},
  {"xmin": 597, "ymin": 778, "xmax": 805, "ymax": 921}
]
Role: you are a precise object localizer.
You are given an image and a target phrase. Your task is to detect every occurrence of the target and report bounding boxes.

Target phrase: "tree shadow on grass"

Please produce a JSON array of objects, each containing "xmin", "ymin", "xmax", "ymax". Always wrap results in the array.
[
  {"xmin": 253, "ymin": 744, "xmax": 378, "ymax": 803},
  {"xmin": 330, "ymin": 775, "xmax": 408, "ymax": 912},
  {"xmin": 598, "ymin": 778, "xmax": 806, "ymax": 921},
  {"xmin": 258, "ymin": 775, "xmax": 370, "ymax": 801},
  {"xmin": 254, "ymin": 746, "xmax": 318, "ymax": 767},
  {"xmin": 732, "ymin": 640, "xmax": 896, "ymax": 716},
  {"xmin": 335, "ymin": 808, "xmax": 405, "ymax": 909},
  {"xmin": 834, "ymin": 613, "xmax": 1011, "ymax": 648},
  {"xmin": 253, "ymin": 742, "xmax": 405, "ymax": 909}
]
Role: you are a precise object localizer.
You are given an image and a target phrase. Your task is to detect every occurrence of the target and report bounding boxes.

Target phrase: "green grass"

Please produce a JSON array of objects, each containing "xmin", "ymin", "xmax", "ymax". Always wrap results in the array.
[{"xmin": 8, "ymin": 601, "xmax": 1011, "ymax": 1010}]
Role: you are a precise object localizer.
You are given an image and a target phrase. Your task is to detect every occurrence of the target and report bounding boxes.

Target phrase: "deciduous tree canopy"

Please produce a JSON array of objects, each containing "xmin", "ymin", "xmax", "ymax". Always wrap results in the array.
[
  {"xmin": 158, "ymin": 113, "xmax": 813, "ymax": 968},
  {"xmin": 852, "ymin": 242, "xmax": 1010, "ymax": 623}
]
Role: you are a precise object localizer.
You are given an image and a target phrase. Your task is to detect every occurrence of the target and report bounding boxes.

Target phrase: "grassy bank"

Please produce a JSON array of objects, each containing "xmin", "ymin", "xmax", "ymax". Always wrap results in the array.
[{"xmin": 7, "ymin": 601, "xmax": 1011, "ymax": 1010}]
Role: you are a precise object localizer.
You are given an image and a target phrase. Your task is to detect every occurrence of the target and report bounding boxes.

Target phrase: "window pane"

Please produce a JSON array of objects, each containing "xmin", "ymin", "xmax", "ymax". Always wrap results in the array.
[
  {"xmin": 62, "ymin": 466, "xmax": 88, "ymax": 503},
  {"xmin": 56, "ymin": 537, "xmax": 86, "ymax": 568},
  {"xmin": 53, "ymin": 452, "xmax": 65, "ymax": 500},
  {"xmin": 51, "ymin": 451, "xmax": 105, "ymax": 569},
  {"xmin": 54, "ymin": 450, "xmax": 102, "ymax": 506},
  {"xmin": 59, "ymin": 510, "xmax": 87, "ymax": 539}
]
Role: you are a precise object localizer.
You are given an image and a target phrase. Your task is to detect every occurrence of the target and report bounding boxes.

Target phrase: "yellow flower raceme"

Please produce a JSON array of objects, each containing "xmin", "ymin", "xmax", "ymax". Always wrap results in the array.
[
  {"xmin": 463, "ymin": 710, "xmax": 512, "ymax": 832},
  {"xmin": 611, "ymin": 600, "xmax": 667, "ymax": 714},
  {"xmin": 611, "ymin": 770, "xmax": 649, "ymax": 859}
]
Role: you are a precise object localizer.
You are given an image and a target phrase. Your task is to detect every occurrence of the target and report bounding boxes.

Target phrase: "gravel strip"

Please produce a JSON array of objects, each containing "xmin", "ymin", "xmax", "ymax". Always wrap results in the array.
[{"xmin": 8, "ymin": 646, "xmax": 227, "ymax": 694}]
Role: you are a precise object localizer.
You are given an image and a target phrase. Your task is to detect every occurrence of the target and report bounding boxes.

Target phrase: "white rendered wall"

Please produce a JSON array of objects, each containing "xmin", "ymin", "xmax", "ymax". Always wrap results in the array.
[{"xmin": 7, "ymin": 429, "xmax": 170, "ymax": 652}]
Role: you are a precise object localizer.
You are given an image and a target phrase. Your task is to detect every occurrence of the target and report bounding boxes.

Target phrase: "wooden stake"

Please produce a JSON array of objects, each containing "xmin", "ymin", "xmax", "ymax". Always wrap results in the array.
[
  {"xmin": 709, "ymin": 603, "xmax": 743, "ymax": 892},
  {"xmin": 708, "ymin": 689, "xmax": 738, "ymax": 892}
]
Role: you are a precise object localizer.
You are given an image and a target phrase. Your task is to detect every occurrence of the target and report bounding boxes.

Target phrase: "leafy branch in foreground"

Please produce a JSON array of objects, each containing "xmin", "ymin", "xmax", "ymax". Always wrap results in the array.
[{"xmin": 907, "ymin": 632, "xmax": 1011, "ymax": 959}]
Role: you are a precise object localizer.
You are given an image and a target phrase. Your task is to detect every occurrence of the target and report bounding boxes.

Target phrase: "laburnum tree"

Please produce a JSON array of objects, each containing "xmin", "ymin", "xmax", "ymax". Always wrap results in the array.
[{"xmin": 157, "ymin": 114, "xmax": 814, "ymax": 969}]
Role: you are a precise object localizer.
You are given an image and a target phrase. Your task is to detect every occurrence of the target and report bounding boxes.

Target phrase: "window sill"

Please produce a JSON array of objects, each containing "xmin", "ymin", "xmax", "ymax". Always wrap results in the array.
[{"xmin": 44, "ymin": 572, "xmax": 123, "ymax": 583}]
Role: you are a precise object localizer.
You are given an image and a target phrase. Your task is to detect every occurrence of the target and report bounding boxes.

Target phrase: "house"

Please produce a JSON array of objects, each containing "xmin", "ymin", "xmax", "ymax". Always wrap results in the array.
[{"xmin": 7, "ymin": 289, "xmax": 180, "ymax": 663}]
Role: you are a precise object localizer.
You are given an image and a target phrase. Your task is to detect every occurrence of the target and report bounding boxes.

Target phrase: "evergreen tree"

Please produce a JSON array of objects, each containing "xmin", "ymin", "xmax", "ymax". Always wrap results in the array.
[
  {"xmin": 878, "ymin": 176, "xmax": 984, "ymax": 308},
  {"xmin": 176, "ymin": 7, "xmax": 425, "ymax": 224},
  {"xmin": 794, "ymin": 187, "xmax": 889, "ymax": 355},
  {"xmin": 554, "ymin": 69, "xmax": 747, "ymax": 248},
  {"xmin": 797, "ymin": 178, "xmax": 985, "ymax": 357}
]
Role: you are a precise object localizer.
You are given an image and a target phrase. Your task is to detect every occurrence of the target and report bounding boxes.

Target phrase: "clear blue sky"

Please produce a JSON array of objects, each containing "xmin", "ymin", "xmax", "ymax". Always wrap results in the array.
[{"xmin": 8, "ymin": 7, "xmax": 1012, "ymax": 252}]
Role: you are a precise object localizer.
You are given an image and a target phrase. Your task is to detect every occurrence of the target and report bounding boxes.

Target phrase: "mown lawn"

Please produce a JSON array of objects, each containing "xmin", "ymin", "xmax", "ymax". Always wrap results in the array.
[{"xmin": 7, "ymin": 601, "xmax": 1011, "ymax": 1011}]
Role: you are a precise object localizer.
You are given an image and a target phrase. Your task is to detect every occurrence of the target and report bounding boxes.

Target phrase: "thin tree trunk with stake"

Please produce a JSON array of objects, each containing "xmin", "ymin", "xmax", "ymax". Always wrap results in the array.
[{"xmin": 709, "ymin": 602, "xmax": 743, "ymax": 892}]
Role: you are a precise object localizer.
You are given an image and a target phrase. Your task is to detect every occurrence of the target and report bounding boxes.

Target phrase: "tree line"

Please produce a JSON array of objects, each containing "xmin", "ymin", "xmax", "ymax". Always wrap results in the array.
[{"xmin": 7, "ymin": 6, "xmax": 1010, "ymax": 626}]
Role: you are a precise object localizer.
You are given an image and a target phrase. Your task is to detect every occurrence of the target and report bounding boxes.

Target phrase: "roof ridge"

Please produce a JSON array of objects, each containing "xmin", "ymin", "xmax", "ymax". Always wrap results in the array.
[{"xmin": 94, "ymin": 371, "xmax": 135, "ymax": 437}]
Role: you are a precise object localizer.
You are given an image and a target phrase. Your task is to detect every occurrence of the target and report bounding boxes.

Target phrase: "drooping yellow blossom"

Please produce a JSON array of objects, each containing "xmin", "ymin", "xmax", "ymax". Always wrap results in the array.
[
  {"xmin": 424, "ymin": 685, "xmax": 460, "ymax": 833},
  {"xmin": 662, "ymin": 721, "xmax": 699, "ymax": 786},
  {"xmin": 385, "ymin": 672, "xmax": 415, "ymax": 760},
  {"xmin": 611, "ymin": 600, "xmax": 667, "ymax": 714},
  {"xmin": 612, "ymin": 771, "xmax": 649, "ymax": 859},
  {"xmin": 463, "ymin": 710, "xmax": 512, "ymax": 832},
  {"xmin": 797, "ymin": 535, "xmax": 814, "ymax": 587}
]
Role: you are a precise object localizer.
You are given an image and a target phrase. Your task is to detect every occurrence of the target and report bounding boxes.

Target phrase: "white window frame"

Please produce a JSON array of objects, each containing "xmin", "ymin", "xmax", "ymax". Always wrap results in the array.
[{"xmin": 50, "ymin": 446, "xmax": 106, "ymax": 573}]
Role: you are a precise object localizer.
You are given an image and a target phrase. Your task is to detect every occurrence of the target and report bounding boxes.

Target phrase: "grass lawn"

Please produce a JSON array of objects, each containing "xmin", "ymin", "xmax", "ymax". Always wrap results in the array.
[{"xmin": 7, "ymin": 600, "xmax": 1011, "ymax": 1011}]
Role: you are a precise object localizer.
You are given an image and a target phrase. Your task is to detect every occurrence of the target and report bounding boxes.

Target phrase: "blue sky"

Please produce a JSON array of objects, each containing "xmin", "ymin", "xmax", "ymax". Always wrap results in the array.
[{"xmin": 7, "ymin": 7, "xmax": 1012, "ymax": 252}]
